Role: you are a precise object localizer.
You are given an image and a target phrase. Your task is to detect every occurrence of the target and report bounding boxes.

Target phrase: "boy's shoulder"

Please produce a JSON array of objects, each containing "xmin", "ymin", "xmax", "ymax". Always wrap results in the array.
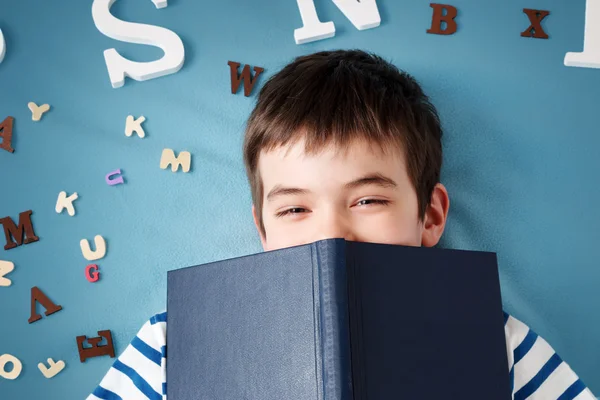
[
  {"xmin": 149, "ymin": 310, "xmax": 167, "ymax": 326},
  {"xmin": 504, "ymin": 312, "xmax": 595, "ymax": 399},
  {"xmin": 86, "ymin": 311, "xmax": 167, "ymax": 400},
  {"xmin": 140, "ymin": 310, "xmax": 167, "ymax": 352}
]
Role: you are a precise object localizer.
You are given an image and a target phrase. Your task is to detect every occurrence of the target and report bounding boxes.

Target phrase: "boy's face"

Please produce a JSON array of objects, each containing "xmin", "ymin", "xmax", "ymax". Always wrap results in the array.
[{"xmin": 252, "ymin": 136, "xmax": 449, "ymax": 252}]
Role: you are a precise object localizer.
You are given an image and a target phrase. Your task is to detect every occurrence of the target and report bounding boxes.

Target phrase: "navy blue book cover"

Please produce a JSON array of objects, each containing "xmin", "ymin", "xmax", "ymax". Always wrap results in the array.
[{"xmin": 166, "ymin": 239, "xmax": 511, "ymax": 400}]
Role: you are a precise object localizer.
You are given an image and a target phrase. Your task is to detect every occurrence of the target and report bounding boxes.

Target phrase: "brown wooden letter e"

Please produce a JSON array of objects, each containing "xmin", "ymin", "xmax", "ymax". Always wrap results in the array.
[
  {"xmin": 228, "ymin": 61, "xmax": 265, "ymax": 97},
  {"xmin": 521, "ymin": 9, "xmax": 550, "ymax": 39},
  {"xmin": 427, "ymin": 4, "xmax": 458, "ymax": 35},
  {"xmin": 76, "ymin": 330, "xmax": 116, "ymax": 362},
  {"xmin": 1, "ymin": 210, "xmax": 39, "ymax": 251}
]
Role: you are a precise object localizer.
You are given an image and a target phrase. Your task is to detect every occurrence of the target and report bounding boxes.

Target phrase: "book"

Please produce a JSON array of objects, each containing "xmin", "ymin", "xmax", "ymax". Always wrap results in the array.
[{"xmin": 167, "ymin": 239, "xmax": 511, "ymax": 400}]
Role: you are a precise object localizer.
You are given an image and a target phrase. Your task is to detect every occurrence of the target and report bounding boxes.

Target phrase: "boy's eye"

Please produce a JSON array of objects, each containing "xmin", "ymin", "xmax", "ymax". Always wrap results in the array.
[
  {"xmin": 355, "ymin": 199, "xmax": 390, "ymax": 207},
  {"xmin": 274, "ymin": 200, "xmax": 389, "ymax": 218},
  {"xmin": 275, "ymin": 207, "xmax": 308, "ymax": 218}
]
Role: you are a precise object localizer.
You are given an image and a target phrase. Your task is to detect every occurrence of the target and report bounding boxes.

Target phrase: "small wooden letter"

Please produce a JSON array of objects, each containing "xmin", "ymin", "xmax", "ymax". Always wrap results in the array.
[
  {"xmin": 29, "ymin": 286, "xmax": 63, "ymax": 323},
  {"xmin": 0, "ymin": 354, "xmax": 23, "ymax": 380},
  {"xmin": 28, "ymin": 102, "xmax": 51, "ymax": 121},
  {"xmin": 0, "ymin": 260, "xmax": 15, "ymax": 287},
  {"xmin": 125, "ymin": 115, "xmax": 146, "ymax": 138},
  {"xmin": 427, "ymin": 4, "xmax": 458, "ymax": 35},
  {"xmin": 38, "ymin": 358, "xmax": 66, "ymax": 379},
  {"xmin": 105, "ymin": 169, "xmax": 125, "ymax": 185},
  {"xmin": 80, "ymin": 235, "xmax": 107, "ymax": 261},
  {"xmin": 76, "ymin": 330, "xmax": 115, "ymax": 362},
  {"xmin": 85, "ymin": 264, "xmax": 100, "ymax": 282},
  {"xmin": 55, "ymin": 191, "xmax": 79, "ymax": 216},
  {"xmin": 228, "ymin": 61, "xmax": 265, "ymax": 97},
  {"xmin": 160, "ymin": 149, "xmax": 191, "ymax": 173},
  {"xmin": 0, "ymin": 116, "xmax": 15, "ymax": 154},
  {"xmin": 521, "ymin": 9, "xmax": 550, "ymax": 39},
  {"xmin": 1, "ymin": 210, "xmax": 39, "ymax": 251}
]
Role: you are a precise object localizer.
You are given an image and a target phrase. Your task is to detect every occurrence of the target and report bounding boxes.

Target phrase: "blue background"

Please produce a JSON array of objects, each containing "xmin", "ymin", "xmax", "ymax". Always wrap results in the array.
[{"xmin": 1, "ymin": 0, "xmax": 599, "ymax": 398}]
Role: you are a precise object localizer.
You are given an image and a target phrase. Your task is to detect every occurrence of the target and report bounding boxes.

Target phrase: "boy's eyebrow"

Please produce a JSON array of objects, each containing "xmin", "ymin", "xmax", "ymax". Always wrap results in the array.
[
  {"xmin": 343, "ymin": 173, "xmax": 398, "ymax": 190},
  {"xmin": 266, "ymin": 186, "xmax": 311, "ymax": 202},
  {"xmin": 266, "ymin": 173, "xmax": 397, "ymax": 202}
]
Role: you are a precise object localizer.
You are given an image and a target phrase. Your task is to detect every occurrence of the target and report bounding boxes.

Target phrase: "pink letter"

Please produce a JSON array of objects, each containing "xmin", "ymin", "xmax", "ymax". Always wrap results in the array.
[{"xmin": 85, "ymin": 264, "xmax": 100, "ymax": 282}]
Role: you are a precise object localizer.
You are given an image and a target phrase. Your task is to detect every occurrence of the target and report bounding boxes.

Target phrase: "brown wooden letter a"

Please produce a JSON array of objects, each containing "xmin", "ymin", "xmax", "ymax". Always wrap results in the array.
[
  {"xmin": 76, "ymin": 330, "xmax": 116, "ymax": 362},
  {"xmin": 1, "ymin": 210, "xmax": 39, "ymax": 251},
  {"xmin": 228, "ymin": 61, "xmax": 265, "ymax": 97},
  {"xmin": 0, "ymin": 116, "xmax": 15, "ymax": 154},
  {"xmin": 28, "ymin": 286, "xmax": 63, "ymax": 323},
  {"xmin": 521, "ymin": 9, "xmax": 550, "ymax": 39},
  {"xmin": 427, "ymin": 4, "xmax": 458, "ymax": 35}
]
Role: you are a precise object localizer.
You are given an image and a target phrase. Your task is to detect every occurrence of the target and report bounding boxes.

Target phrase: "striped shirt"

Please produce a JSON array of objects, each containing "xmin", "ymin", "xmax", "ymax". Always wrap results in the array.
[{"xmin": 86, "ymin": 311, "xmax": 596, "ymax": 400}]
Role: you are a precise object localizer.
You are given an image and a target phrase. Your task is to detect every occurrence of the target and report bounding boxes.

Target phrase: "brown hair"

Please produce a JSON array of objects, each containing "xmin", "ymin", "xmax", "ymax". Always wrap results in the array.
[{"xmin": 243, "ymin": 49, "xmax": 443, "ymax": 239}]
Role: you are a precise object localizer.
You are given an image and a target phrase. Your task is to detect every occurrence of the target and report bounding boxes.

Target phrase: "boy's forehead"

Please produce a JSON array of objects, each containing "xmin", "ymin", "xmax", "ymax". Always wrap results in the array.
[
  {"xmin": 258, "ymin": 136, "xmax": 403, "ymax": 162},
  {"xmin": 257, "ymin": 137, "xmax": 409, "ymax": 188}
]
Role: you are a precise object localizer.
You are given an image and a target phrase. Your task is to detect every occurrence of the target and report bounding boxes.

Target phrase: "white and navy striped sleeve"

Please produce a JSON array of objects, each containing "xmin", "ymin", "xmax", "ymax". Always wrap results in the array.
[
  {"xmin": 504, "ymin": 312, "xmax": 596, "ymax": 400},
  {"xmin": 86, "ymin": 311, "xmax": 168, "ymax": 400}
]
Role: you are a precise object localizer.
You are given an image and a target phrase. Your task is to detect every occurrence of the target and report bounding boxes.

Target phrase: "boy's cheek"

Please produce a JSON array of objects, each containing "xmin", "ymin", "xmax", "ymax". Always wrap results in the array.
[
  {"xmin": 263, "ymin": 220, "xmax": 314, "ymax": 250},
  {"xmin": 263, "ymin": 212, "xmax": 423, "ymax": 250},
  {"xmin": 355, "ymin": 227, "xmax": 420, "ymax": 247}
]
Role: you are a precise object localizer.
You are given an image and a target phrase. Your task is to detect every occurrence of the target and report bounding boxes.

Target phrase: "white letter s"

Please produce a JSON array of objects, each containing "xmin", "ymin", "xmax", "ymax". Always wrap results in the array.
[{"xmin": 91, "ymin": 0, "xmax": 185, "ymax": 88}]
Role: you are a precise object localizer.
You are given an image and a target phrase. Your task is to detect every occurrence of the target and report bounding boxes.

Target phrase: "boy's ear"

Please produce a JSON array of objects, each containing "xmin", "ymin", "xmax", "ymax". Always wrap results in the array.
[
  {"xmin": 421, "ymin": 183, "xmax": 450, "ymax": 247},
  {"xmin": 252, "ymin": 204, "xmax": 267, "ymax": 251}
]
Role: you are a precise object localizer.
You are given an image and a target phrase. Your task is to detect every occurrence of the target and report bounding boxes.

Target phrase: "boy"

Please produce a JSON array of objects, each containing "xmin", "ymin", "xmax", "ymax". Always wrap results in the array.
[{"xmin": 87, "ymin": 49, "xmax": 596, "ymax": 400}]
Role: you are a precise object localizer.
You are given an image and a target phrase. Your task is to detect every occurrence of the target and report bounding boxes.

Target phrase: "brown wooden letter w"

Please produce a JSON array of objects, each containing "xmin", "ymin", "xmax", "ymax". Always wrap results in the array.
[{"xmin": 228, "ymin": 61, "xmax": 265, "ymax": 97}]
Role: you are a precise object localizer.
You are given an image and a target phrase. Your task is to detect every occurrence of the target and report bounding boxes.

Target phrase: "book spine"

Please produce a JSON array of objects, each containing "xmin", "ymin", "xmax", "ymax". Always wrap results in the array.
[
  {"xmin": 313, "ymin": 239, "xmax": 353, "ymax": 400},
  {"xmin": 311, "ymin": 243, "xmax": 324, "ymax": 400},
  {"xmin": 346, "ymin": 243, "xmax": 366, "ymax": 400}
]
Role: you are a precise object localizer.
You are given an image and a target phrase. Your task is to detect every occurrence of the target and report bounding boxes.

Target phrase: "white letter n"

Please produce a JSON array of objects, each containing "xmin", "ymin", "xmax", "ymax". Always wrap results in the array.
[{"xmin": 294, "ymin": 0, "xmax": 381, "ymax": 45}]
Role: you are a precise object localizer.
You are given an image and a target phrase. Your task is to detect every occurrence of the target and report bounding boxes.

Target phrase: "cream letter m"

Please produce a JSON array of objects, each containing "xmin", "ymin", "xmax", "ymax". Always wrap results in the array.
[{"xmin": 160, "ymin": 148, "xmax": 191, "ymax": 173}]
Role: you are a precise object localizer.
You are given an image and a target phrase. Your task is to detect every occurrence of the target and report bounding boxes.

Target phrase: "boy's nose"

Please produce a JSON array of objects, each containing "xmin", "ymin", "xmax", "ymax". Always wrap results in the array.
[{"xmin": 317, "ymin": 215, "xmax": 356, "ymax": 242}]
